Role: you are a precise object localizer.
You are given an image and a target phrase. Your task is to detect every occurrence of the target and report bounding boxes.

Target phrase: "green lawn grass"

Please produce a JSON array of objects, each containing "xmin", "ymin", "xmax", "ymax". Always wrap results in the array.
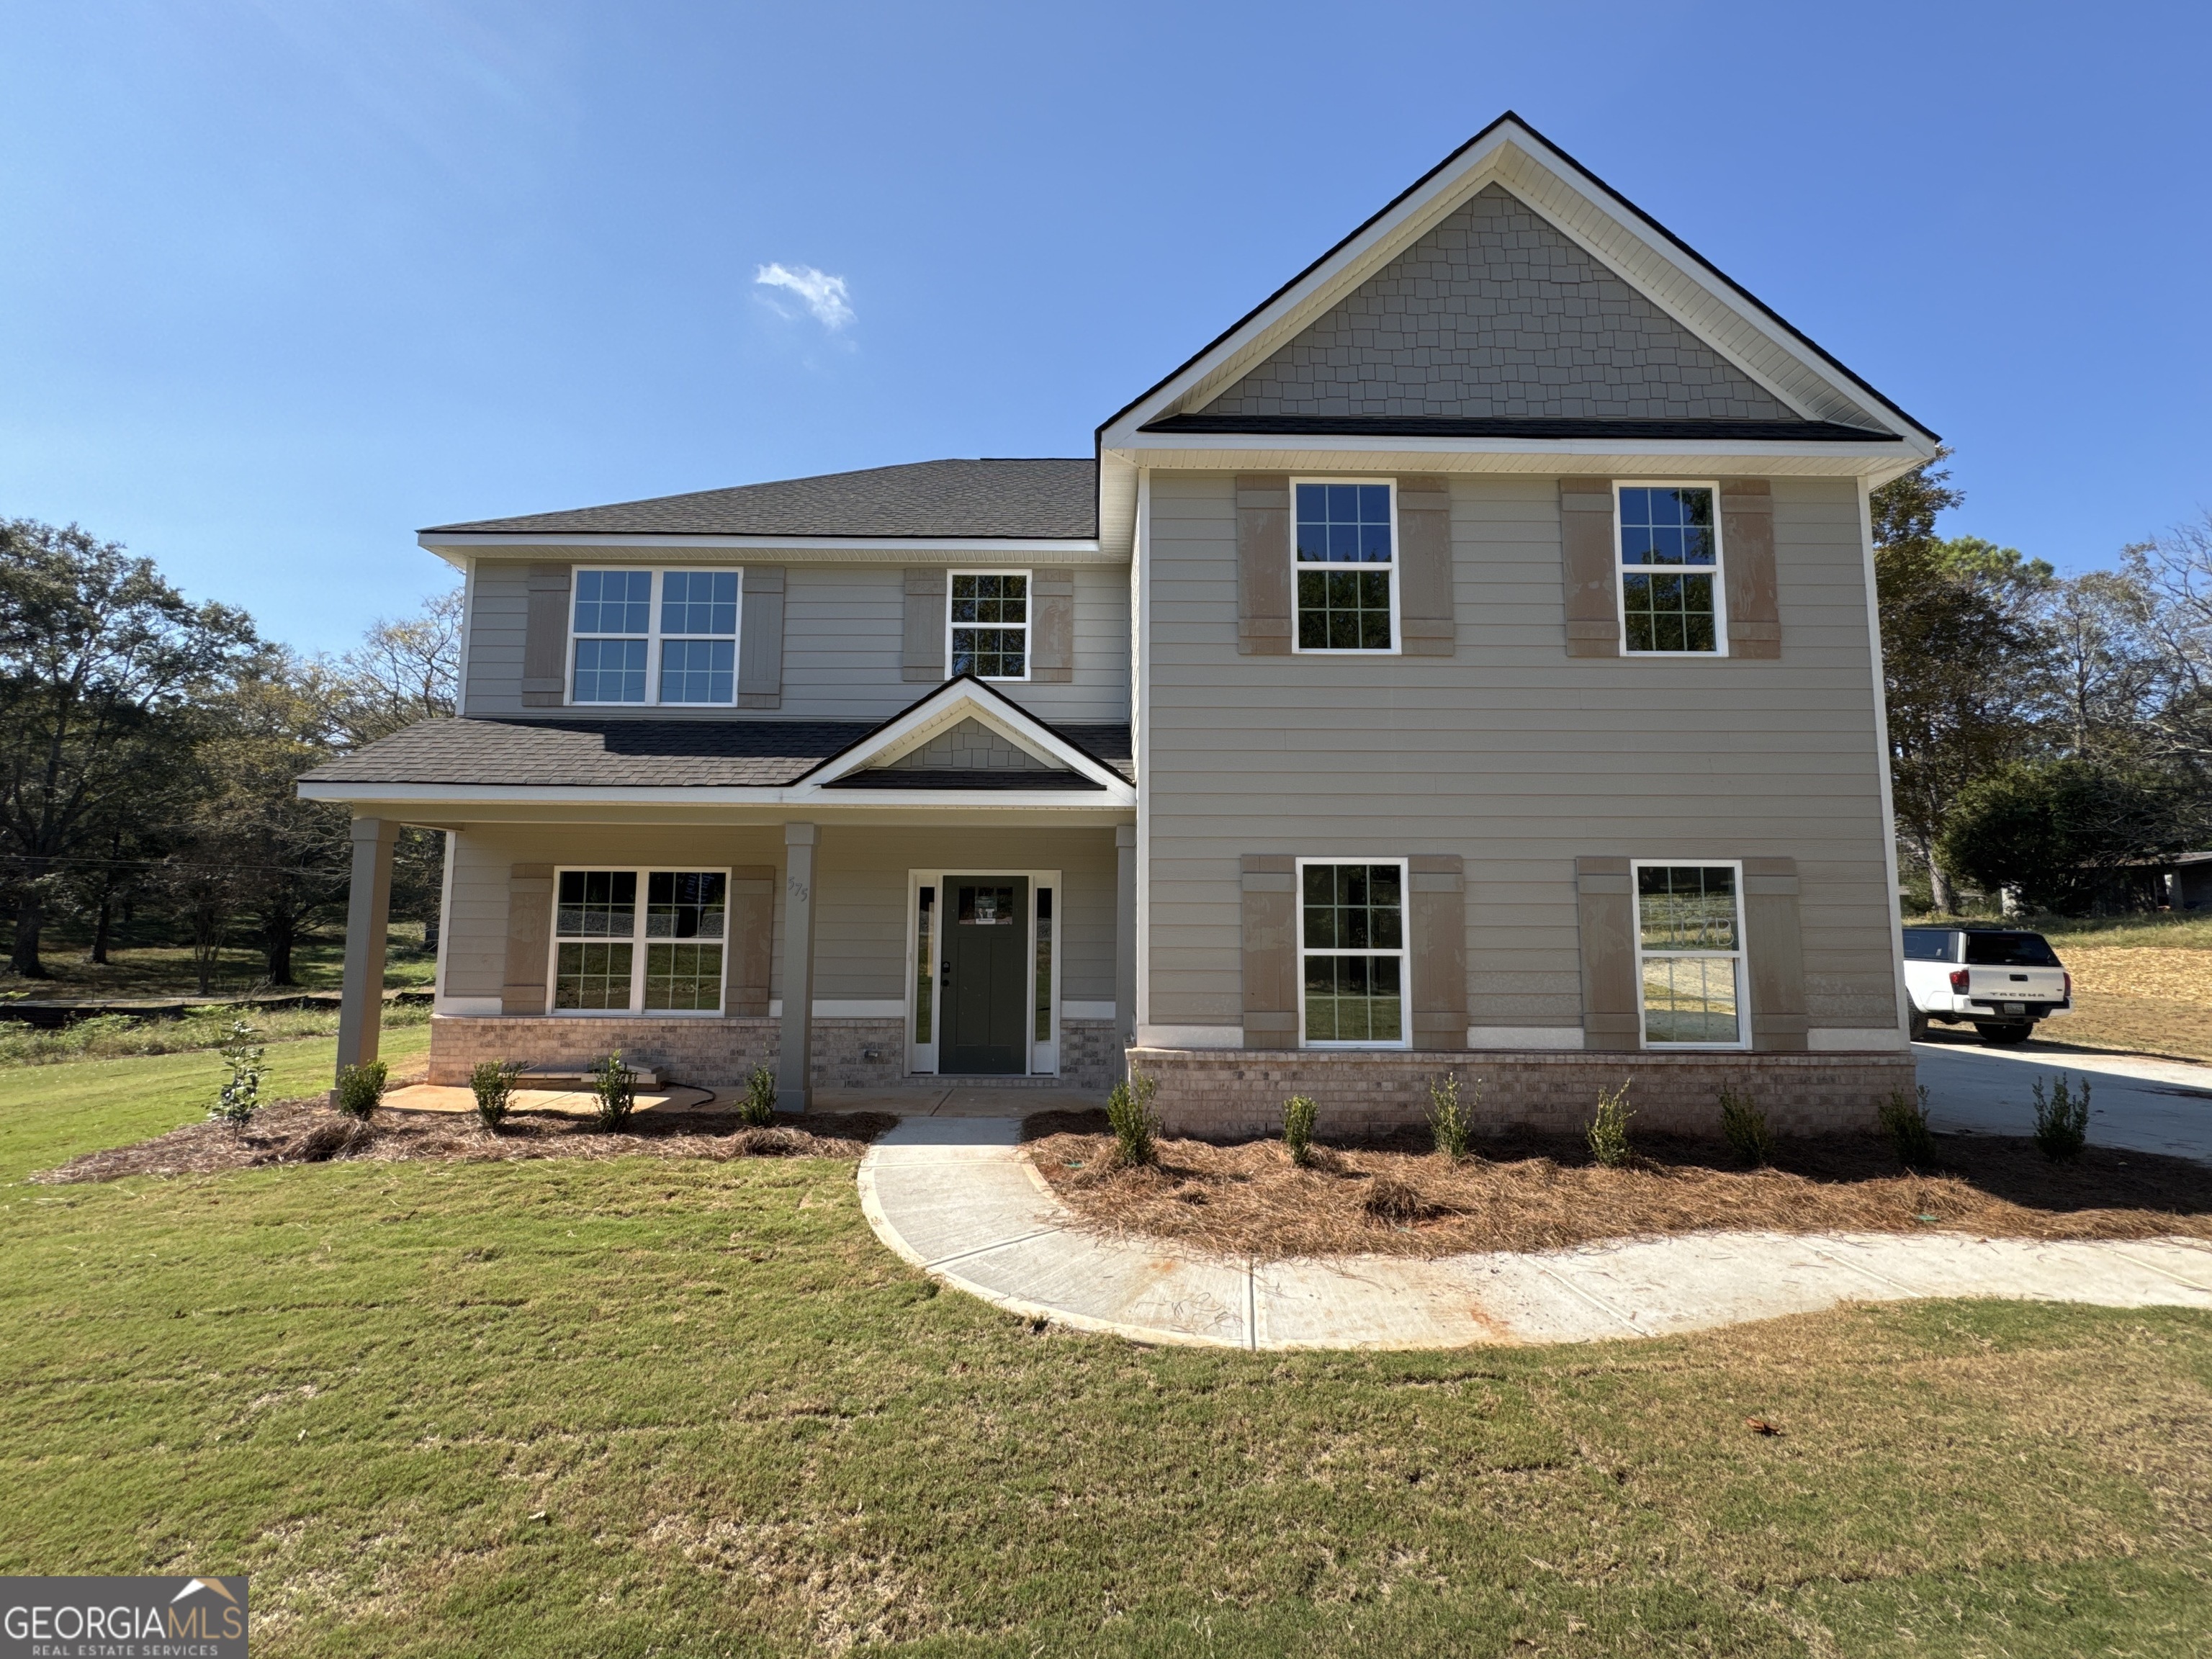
[
  {"xmin": 1910, "ymin": 909, "xmax": 2212, "ymax": 953},
  {"xmin": 0, "ymin": 925, "xmax": 438, "ymax": 999},
  {"xmin": 0, "ymin": 1019, "xmax": 432, "ymax": 1184},
  {"xmin": 1, "ymin": 1050, "xmax": 2208, "ymax": 1655}
]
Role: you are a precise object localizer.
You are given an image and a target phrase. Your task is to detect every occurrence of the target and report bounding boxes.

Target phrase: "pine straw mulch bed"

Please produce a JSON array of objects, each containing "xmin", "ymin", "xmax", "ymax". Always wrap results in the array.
[
  {"xmin": 37, "ymin": 1097, "xmax": 897, "ymax": 1184},
  {"xmin": 1020, "ymin": 1112, "xmax": 2212, "ymax": 1261}
]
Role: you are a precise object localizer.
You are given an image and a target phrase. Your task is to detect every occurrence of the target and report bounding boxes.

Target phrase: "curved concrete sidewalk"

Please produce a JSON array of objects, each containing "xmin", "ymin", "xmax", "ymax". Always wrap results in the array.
[{"xmin": 856, "ymin": 1117, "xmax": 2212, "ymax": 1349}]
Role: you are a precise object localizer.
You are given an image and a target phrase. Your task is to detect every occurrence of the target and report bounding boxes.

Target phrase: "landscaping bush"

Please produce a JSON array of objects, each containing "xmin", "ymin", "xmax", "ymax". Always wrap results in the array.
[
  {"xmin": 1718, "ymin": 1084, "xmax": 1772, "ymax": 1166},
  {"xmin": 1282, "ymin": 1094, "xmax": 1318, "ymax": 1168},
  {"xmin": 207, "ymin": 1020, "xmax": 266, "ymax": 1136},
  {"xmin": 1428, "ymin": 1073, "xmax": 1475, "ymax": 1161},
  {"xmin": 1879, "ymin": 1085, "xmax": 1936, "ymax": 1168},
  {"xmin": 1587, "ymin": 1081, "xmax": 1634, "ymax": 1168},
  {"xmin": 1105, "ymin": 1071, "xmax": 1159, "ymax": 1168},
  {"xmin": 2031, "ymin": 1073, "xmax": 2090, "ymax": 1161},
  {"xmin": 590, "ymin": 1051, "xmax": 637, "ymax": 1131},
  {"xmin": 470, "ymin": 1059, "xmax": 521, "ymax": 1135},
  {"xmin": 335, "ymin": 1058, "xmax": 387, "ymax": 1122},
  {"xmin": 739, "ymin": 1064, "xmax": 777, "ymax": 1128}
]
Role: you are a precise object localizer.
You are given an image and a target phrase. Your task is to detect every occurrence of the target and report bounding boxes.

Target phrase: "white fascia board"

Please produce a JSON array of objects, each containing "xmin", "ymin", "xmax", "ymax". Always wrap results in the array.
[
  {"xmin": 1112, "ymin": 433, "xmax": 1920, "ymax": 464},
  {"xmin": 803, "ymin": 682, "xmax": 1130, "ymax": 791},
  {"xmin": 419, "ymin": 532, "xmax": 1105, "ymax": 559},
  {"xmin": 298, "ymin": 780, "xmax": 1136, "ymax": 809}
]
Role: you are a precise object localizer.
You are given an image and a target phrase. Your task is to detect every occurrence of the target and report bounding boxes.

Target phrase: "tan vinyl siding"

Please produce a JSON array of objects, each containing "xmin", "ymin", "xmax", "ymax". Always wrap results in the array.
[
  {"xmin": 1143, "ymin": 471, "xmax": 1898, "ymax": 1038},
  {"xmin": 463, "ymin": 562, "xmax": 1130, "ymax": 724}
]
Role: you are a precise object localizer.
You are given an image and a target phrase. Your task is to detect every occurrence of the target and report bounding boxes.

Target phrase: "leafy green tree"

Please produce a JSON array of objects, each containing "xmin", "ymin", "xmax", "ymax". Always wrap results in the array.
[
  {"xmin": 1936, "ymin": 758, "xmax": 2196, "ymax": 914},
  {"xmin": 0, "ymin": 519, "xmax": 258, "ymax": 976}
]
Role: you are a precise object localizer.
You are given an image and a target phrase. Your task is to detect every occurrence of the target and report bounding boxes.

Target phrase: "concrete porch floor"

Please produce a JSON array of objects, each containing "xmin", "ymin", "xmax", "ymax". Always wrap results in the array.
[
  {"xmin": 382, "ymin": 1084, "xmax": 719, "ymax": 1118},
  {"xmin": 379, "ymin": 1082, "xmax": 1107, "ymax": 1120}
]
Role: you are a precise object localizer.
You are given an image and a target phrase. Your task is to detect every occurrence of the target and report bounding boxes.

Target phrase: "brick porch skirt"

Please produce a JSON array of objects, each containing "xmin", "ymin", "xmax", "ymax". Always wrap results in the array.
[
  {"xmin": 1124, "ymin": 1046, "xmax": 1917, "ymax": 1140},
  {"xmin": 427, "ymin": 1015, "xmax": 1120, "ymax": 1093}
]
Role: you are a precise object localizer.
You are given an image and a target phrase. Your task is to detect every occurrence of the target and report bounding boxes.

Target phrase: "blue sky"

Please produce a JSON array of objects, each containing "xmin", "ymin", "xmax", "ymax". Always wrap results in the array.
[{"xmin": 2, "ymin": 1, "xmax": 2206, "ymax": 652}]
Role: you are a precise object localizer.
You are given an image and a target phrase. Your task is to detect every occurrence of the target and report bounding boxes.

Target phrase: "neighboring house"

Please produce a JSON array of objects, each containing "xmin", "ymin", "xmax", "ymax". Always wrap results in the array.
[{"xmin": 302, "ymin": 114, "xmax": 1933, "ymax": 1134}]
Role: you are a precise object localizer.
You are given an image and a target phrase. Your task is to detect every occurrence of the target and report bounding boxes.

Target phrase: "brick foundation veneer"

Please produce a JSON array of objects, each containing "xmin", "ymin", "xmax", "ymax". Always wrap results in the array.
[
  {"xmin": 428, "ymin": 1015, "xmax": 1123, "ymax": 1093},
  {"xmin": 1125, "ymin": 1047, "xmax": 1915, "ymax": 1140}
]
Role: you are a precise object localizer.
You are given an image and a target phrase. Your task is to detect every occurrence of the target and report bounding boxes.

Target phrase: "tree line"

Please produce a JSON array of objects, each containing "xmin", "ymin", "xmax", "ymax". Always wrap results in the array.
[
  {"xmin": 1875, "ymin": 454, "xmax": 2212, "ymax": 914},
  {"xmin": 0, "ymin": 517, "xmax": 459, "ymax": 989}
]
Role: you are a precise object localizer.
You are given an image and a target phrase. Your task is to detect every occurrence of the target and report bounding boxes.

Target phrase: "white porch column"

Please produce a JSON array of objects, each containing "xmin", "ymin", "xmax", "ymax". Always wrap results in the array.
[
  {"xmin": 1115, "ymin": 824, "xmax": 1138, "ymax": 1051},
  {"xmin": 334, "ymin": 816, "xmax": 400, "ymax": 1089},
  {"xmin": 777, "ymin": 822, "xmax": 819, "ymax": 1110}
]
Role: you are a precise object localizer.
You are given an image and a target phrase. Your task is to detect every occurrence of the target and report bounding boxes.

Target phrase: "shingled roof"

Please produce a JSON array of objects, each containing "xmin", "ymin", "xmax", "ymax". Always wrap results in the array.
[
  {"xmin": 300, "ymin": 716, "xmax": 1135, "ymax": 790},
  {"xmin": 422, "ymin": 458, "xmax": 1097, "ymax": 540}
]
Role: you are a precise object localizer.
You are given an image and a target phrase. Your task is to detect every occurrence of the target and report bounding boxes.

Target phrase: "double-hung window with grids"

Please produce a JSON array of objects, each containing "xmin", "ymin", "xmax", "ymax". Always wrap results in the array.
[
  {"xmin": 1617, "ymin": 485, "xmax": 1723, "ymax": 655},
  {"xmin": 948, "ymin": 572, "xmax": 1028, "ymax": 680},
  {"xmin": 551, "ymin": 868, "xmax": 729, "ymax": 1014},
  {"xmin": 1298, "ymin": 860, "xmax": 1408, "ymax": 1047},
  {"xmin": 1294, "ymin": 481, "xmax": 1397, "ymax": 652},
  {"xmin": 570, "ymin": 569, "xmax": 741, "ymax": 705},
  {"xmin": 1633, "ymin": 863, "xmax": 1747, "ymax": 1047}
]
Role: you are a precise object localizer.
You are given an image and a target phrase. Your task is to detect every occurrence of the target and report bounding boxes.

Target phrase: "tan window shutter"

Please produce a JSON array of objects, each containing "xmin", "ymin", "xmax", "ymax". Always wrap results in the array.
[
  {"xmin": 1743, "ymin": 856, "xmax": 1807, "ymax": 1050},
  {"xmin": 1574, "ymin": 855, "xmax": 1639, "ymax": 1050},
  {"xmin": 1395, "ymin": 477, "xmax": 1455, "ymax": 657},
  {"xmin": 1409, "ymin": 853, "xmax": 1466, "ymax": 1048},
  {"xmin": 521, "ymin": 565, "xmax": 572, "ymax": 707},
  {"xmin": 1721, "ymin": 480, "xmax": 1781, "ymax": 659},
  {"xmin": 727, "ymin": 866, "xmax": 776, "ymax": 1015},
  {"xmin": 1235, "ymin": 475, "xmax": 1292, "ymax": 655},
  {"xmin": 737, "ymin": 567, "xmax": 785, "ymax": 709},
  {"xmin": 501, "ymin": 863, "xmax": 554, "ymax": 1015},
  {"xmin": 1030, "ymin": 570, "xmax": 1074, "ymax": 682},
  {"xmin": 1240, "ymin": 853, "xmax": 1297, "ymax": 1048},
  {"xmin": 903, "ymin": 569, "xmax": 946, "ymax": 682},
  {"xmin": 1559, "ymin": 482, "xmax": 1619, "ymax": 659}
]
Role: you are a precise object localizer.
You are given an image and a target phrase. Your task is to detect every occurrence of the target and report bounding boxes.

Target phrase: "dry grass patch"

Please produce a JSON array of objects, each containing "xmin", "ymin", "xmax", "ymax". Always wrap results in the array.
[
  {"xmin": 1025, "ymin": 1118, "xmax": 2212, "ymax": 1259},
  {"xmin": 38, "ymin": 1096, "xmax": 894, "ymax": 1183}
]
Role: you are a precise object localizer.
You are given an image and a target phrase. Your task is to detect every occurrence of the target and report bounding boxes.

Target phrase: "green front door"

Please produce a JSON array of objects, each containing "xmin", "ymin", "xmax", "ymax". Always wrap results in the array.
[{"xmin": 942, "ymin": 877, "xmax": 1029, "ymax": 1074}]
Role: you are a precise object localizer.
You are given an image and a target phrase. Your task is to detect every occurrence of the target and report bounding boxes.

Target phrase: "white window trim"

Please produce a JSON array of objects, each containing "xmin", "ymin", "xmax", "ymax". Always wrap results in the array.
[
  {"xmin": 1614, "ymin": 481, "xmax": 1729, "ymax": 658},
  {"xmin": 567, "ymin": 567, "xmax": 744, "ymax": 707},
  {"xmin": 1629, "ymin": 857, "xmax": 1750, "ymax": 1051},
  {"xmin": 1294, "ymin": 855, "xmax": 1413, "ymax": 1051},
  {"xmin": 904, "ymin": 868, "xmax": 1061, "ymax": 1076},
  {"xmin": 945, "ymin": 569, "xmax": 1033, "ymax": 683},
  {"xmin": 1289, "ymin": 477, "xmax": 1402, "ymax": 656},
  {"xmin": 545, "ymin": 864, "xmax": 732, "ymax": 1017}
]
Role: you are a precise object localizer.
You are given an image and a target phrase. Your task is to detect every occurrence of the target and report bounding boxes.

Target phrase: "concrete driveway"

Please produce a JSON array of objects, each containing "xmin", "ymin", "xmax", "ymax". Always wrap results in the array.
[{"xmin": 1915, "ymin": 1035, "xmax": 2212, "ymax": 1163}]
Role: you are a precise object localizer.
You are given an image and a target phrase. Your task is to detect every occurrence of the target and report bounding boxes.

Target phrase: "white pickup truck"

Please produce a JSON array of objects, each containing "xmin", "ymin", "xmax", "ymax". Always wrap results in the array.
[{"xmin": 1902, "ymin": 926, "xmax": 2072, "ymax": 1045}]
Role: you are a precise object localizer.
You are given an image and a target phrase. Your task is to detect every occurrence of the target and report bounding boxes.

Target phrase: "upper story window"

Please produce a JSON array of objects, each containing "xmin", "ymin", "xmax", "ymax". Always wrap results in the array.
[
  {"xmin": 1617, "ymin": 485, "xmax": 1722, "ymax": 655},
  {"xmin": 1633, "ymin": 862, "xmax": 1746, "ymax": 1047},
  {"xmin": 1298, "ymin": 858, "xmax": 1408, "ymax": 1048},
  {"xmin": 949, "ymin": 572, "xmax": 1028, "ymax": 680},
  {"xmin": 571, "ymin": 570, "xmax": 740, "ymax": 705},
  {"xmin": 1294, "ymin": 480, "xmax": 1397, "ymax": 652}
]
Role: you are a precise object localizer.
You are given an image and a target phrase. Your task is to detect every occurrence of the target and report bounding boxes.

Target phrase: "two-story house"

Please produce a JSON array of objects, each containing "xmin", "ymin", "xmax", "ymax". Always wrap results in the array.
[{"xmin": 302, "ymin": 114, "xmax": 1935, "ymax": 1134}]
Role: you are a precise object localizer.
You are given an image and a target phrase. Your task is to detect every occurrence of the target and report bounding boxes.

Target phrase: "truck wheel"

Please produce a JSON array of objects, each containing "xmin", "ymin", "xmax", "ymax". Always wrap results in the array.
[
  {"xmin": 1974, "ymin": 1021, "xmax": 2034, "ymax": 1046},
  {"xmin": 1909, "ymin": 1010, "xmax": 1930, "ymax": 1042}
]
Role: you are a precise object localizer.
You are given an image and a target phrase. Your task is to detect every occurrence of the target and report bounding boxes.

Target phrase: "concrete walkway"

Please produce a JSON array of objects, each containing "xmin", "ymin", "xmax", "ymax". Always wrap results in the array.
[
  {"xmin": 1916, "ymin": 1038, "xmax": 2212, "ymax": 1163},
  {"xmin": 857, "ymin": 1116, "xmax": 2212, "ymax": 1349}
]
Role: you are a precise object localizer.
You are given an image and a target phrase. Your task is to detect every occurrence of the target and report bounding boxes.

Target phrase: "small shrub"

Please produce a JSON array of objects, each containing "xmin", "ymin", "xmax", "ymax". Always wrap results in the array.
[
  {"xmin": 1718, "ymin": 1084, "xmax": 1772, "ymax": 1166},
  {"xmin": 470, "ymin": 1059, "xmax": 521, "ymax": 1134},
  {"xmin": 1363, "ymin": 1177, "xmax": 1434, "ymax": 1225},
  {"xmin": 207, "ymin": 1020, "xmax": 266, "ymax": 1136},
  {"xmin": 590, "ymin": 1051, "xmax": 637, "ymax": 1131},
  {"xmin": 2031, "ymin": 1073, "xmax": 2090, "ymax": 1161},
  {"xmin": 1428, "ymin": 1073, "xmax": 1476, "ymax": 1161},
  {"xmin": 739, "ymin": 1064, "xmax": 778, "ymax": 1128},
  {"xmin": 1105, "ymin": 1071, "xmax": 1159, "ymax": 1167},
  {"xmin": 334, "ymin": 1058, "xmax": 388, "ymax": 1122},
  {"xmin": 1879, "ymin": 1085, "xmax": 1936, "ymax": 1168},
  {"xmin": 1282, "ymin": 1094, "xmax": 1319, "ymax": 1167},
  {"xmin": 1587, "ymin": 1080, "xmax": 1634, "ymax": 1168}
]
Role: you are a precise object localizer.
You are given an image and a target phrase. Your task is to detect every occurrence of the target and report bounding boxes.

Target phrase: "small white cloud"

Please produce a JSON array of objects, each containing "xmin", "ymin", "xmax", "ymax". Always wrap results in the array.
[{"xmin": 754, "ymin": 263, "xmax": 854, "ymax": 331}]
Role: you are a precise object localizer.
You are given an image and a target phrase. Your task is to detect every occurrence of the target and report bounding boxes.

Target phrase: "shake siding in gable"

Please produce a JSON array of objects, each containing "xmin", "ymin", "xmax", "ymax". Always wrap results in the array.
[
  {"xmin": 1142, "ymin": 472, "xmax": 1898, "ymax": 1038},
  {"xmin": 462, "ymin": 562, "xmax": 1130, "ymax": 724}
]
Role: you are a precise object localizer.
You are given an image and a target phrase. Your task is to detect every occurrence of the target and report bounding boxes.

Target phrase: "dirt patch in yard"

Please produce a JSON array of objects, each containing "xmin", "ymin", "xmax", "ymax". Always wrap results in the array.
[
  {"xmin": 1024, "ymin": 1120, "xmax": 2212, "ymax": 1260},
  {"xmin": 38, "ymin": 1097, "xmax": 896, "ymax": 1184}
]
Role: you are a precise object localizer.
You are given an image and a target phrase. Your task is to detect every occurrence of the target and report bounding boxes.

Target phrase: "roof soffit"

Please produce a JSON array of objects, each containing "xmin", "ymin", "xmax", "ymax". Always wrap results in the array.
[{"xmin": 1097, "ymin": 115, "xmax": 1934, "ymax": 453}]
